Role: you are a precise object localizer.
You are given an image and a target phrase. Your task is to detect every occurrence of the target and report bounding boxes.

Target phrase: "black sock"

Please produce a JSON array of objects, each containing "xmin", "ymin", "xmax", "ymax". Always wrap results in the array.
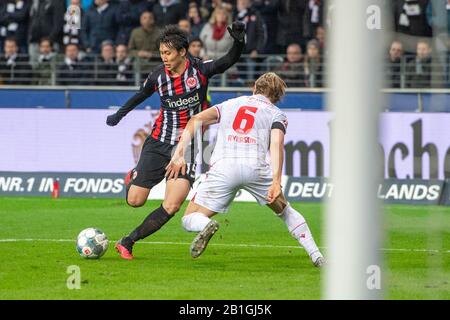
[
  {"xmin": 128, "ymin": 205, "xmax": 173, "ymax": 243},
  {"xmin": 120, "ymin": 236, "xmax": 134, "ymax": 253}
]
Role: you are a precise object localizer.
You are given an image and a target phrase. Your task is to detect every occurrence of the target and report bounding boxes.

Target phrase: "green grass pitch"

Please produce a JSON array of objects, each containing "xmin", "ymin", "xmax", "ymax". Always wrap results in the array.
[{"xmin": 0, "ymin": 197, "xmax": 448, "ymax": 300}]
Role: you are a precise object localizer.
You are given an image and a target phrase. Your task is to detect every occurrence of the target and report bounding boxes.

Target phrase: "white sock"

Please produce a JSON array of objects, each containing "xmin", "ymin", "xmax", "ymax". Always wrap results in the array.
[
  {"xmin": 278, "ymin": 204, "xmax": 322, "ymax": 261},
  {"xmin": 182, "ymin": 212, "xmax": 211, "ymax": 232}
]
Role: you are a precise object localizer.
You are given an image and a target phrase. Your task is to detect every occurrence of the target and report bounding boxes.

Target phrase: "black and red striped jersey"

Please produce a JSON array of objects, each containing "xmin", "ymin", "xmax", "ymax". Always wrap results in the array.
[
  {"xmin": 142, "ymin": 57, "xmax": 214, "ymax": 145},
  {"xmin": 115, "ymin": 40, "xmax": 244, "ymax": 146}
]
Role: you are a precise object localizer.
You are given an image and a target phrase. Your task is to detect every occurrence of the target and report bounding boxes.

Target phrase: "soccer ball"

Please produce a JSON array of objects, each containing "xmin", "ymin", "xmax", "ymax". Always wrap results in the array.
[{"xmin": 76, "ymin": 228, "xmax": 109, "ymax": 259}]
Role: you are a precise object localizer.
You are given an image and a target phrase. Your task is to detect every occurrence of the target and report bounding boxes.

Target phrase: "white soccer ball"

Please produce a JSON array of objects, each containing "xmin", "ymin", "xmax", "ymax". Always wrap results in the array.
[{"xmin": 76, "ymin": 228, "xmax": 109, "ymax": 259}]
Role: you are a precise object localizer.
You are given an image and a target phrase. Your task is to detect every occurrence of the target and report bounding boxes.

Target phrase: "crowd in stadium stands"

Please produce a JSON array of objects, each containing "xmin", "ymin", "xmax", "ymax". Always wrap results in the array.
[{"xmin": 0, "ymin": 0, "xmax": 449, "ymax": 88}]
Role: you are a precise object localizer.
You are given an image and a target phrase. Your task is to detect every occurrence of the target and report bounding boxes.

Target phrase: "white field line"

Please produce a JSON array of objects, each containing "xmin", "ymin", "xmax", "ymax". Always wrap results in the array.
[{"xmin": 0, "ymin": 238, "xmax": 448, "ymax": 254}]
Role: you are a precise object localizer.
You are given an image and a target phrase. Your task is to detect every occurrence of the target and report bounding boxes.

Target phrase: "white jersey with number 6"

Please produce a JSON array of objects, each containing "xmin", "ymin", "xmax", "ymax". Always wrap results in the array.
[
  {"xmin": 193, "ymin": 94, "xmax": 288, "ymax": 213},
  {"xmin": 210, "ymin": 94, "xmax": 288, "ymax": 167}
]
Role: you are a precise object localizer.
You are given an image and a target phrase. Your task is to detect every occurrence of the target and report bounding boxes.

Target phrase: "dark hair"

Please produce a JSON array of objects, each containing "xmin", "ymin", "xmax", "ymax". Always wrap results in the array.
[
  {"xmin": 39, "ymin": 37, "xmax": 53, "ymax": 46},
  {"xmin": 158, "ymin": 25, "xmax": 189, "ymax": 52},
  {"xmin": 65, "ymin": 43, "xmax": 79, "ymax": 50},
  {"xmin": 5, "ymin": 36, "xmax": 17, "ymax": 44},
  {"xmin": 101, "ymin": 39, "xmax": 114, "ymax": 48},
  {"xmin": 189, "ymin": 37, "xmax": 203, "ymax": 46},
  {"xmin": 140, "ymin": 10, "xmax": 154, "ymax": 18}
]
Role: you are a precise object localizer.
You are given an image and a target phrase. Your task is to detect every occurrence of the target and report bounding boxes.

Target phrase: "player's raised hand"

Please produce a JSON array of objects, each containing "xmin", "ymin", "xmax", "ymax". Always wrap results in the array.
[
  {"xmin": 267, "ymin": 182, "xmax": 282, "ymax": 204},
  {"xmin": 165, "ymin": 156, "xmax": 187, "ymax": 180},
  {"xmin": 106, "ymin": 113, "xmax": 122, "ymax": 126},
  {"xmin": 227, "ymin": 21, "xmax": 246, "ymax": 42}
]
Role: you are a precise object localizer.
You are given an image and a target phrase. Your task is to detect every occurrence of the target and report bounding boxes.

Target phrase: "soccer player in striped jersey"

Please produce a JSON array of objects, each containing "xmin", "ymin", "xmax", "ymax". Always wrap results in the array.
[
  {"xmin": 106, "ymin": 23, "xmax": 246, "ymax": 260},
  {"xmin": 166, "ymin": 73, "xmax": 325, "ymax": 267}
]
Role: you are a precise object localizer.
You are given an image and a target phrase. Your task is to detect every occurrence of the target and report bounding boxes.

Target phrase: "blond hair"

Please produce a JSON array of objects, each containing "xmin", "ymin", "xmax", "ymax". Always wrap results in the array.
[
  {"xmin": 253, "ymin": 72, "xmax": 287, "ymax": 104},
  {"xmin": 209, "ymin": 7, "xmax": 232, "ymax": 26}
]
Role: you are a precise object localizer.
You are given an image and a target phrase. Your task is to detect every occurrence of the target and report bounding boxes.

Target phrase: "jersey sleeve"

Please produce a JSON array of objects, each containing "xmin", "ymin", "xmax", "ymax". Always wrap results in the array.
[
  {"xmin": 212, "ymin": 98, "xmax": 238, "ymax": 123},
  {"xmin": 271, "ymin": 109, "xmax": 288, "ymax": 134},
  {"xmin": 140, "ymin": 71, "xmax": 158, "ymax": 95},
  {"xmin": 213, "ymin": 102, "xmax": 226, "ymax": 123},
  {"xmin": 116, "ymin": 70, "xmax": 158, "ymax": 118},
  {"xmin": 197, "ymin": 39, "xmax": 244, "ymax": 78}
]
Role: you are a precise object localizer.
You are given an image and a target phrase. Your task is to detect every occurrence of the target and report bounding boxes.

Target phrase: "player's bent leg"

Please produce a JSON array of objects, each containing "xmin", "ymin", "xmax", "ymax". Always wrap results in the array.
[
  {"xmin": 162, "ymin": 178, "xmax": 191, "ymax": 215},
  {"xmin": 182, "ymin": 201, "xmax": 217, "ymax": 232},
  {"xmin": 126, "ymin": 179, "xmax": 190, "ymax": 243},
  {"xmin": 267, "ymin": 194, "xmax": 325, "ymax": 267},
  {"xmin": 181, "ymin": 162, "xmax": 237, "ymax": 258},
  {"xmin": 127, "ymin": 184, "xmax": 151, "ymax": 208},
  {"xmin": 115, "ymin": 179, "xmax": 190, "ymax": 260},
  {"xmin": 190, "ymin": 219, "xmax": 219, "ymax": 258},
  {"xmin": 182, "ymin": 202, "xmax": 219, "ymax": 258}
]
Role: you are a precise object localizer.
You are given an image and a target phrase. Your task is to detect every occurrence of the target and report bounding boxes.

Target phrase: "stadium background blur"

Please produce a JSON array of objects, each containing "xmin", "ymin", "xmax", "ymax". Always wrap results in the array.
[
  {"xmin": 0, "ymin": 0, "xmax": 449, "ymax": 89},
  {"xmin": 0, "ymin": 0, "xmax": 449, "ymax": 300}
]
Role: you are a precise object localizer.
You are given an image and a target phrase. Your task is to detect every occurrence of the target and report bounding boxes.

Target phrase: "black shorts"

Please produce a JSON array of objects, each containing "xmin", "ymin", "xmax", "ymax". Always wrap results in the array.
[{"xmin": 131, "ymin": 136, "xmax": 196, "ymax": 189}]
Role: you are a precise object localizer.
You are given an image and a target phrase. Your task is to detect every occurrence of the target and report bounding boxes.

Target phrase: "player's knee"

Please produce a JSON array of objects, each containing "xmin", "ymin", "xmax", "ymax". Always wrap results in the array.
[
  {"xmin": 163, "ymin": 202, "xmax": 181, "ymax": 215},
  {"xmin": 127, "ymin": 196, "xmax": 146, "ymax": 208},
  {"xmin": 181, "ymin": 215, "xmax": 191, "ymax": 231}
]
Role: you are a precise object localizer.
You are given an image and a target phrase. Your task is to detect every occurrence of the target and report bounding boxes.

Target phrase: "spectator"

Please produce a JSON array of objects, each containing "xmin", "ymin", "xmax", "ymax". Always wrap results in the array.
[
  {"xmin": 34, "ymin": 37, "xmax": 58, "ymax": 85},
  {"xmin": 0, "ymin": 0, "xmax": 31, "ymax": 54},
  {"xmin": 152, "ymin": 0, "xmax": 185, "ymax": 27},
  {"xmin": 276, "ymin": 43, "xmax": 305, "ymax": 87},
  {"xmin": 199, "ymin": 7, "xmax": 233, "ymax": 60},
  {"xmin": 406, "ymin": 39, "xmax": 444, "ymax": 88},
  {"xmin": 202, "ymin": 0, "xmax": 234, "ymax": 17},
  {"xmin": 188, "ymin": 2, "xmax": 205, "ymax": 39},
  {"xmin": 28, "ymin": 0, "xmax": 66, "ymax": 66},
  {"xmin": 128, "ymin": 11, "xmax": 160, "ymax": 61},
  {"xmin": 235, "ymin": 0, "xmax": 267, "ymax": 81},
  {"xmin": 386, "ymin": 40, "xmax": 404, "ymax": 88},
  {"xmin": 0, "ymin": 37, "xmax": 31, "ymax": 84},
  {"xmin": 188, "ymin": 37, "xmax": 204, "ymax": 58},
  {"xmin": 252, "ymin": 0, "xmax": 279, "ymax": 54},
  {"xmin": 393, "ymin": 0, "xmax": 432, "ymax": 37},
  {"xmin": 315, "ymin": 25, "xmax": 326, "ymax": 54},
  {"xmin": 115, "ymin": 0, "xmax": 153, "ymax": 46},
  {"xmin": 115, "ymin": 44, "xmax": 134, "ymax": 86},
  {"xmin": 128, "ymin": 10, "xmax": 160, "ymax": 77},
  {"xmin": 81, "ymin": 0, "xmax": 118, "ymax": 53},
  {"xmin": 426, "ymin": 0, "xmax": 450, "ymax": 77},
  {"xmin": 178, "ymin": 18, "xmax": 192, "ymax": 38},
  {"xmin": 303, "ymin": 39, "xmax": 323, "ymax": 87},
  {"xmin": 96, "ymin": 40, "xmax": 116, "ymax": 85},
  {"xmin": 276, "ymin": 0, "xmax": 307, "ymax": 52},
  {"xmin": 63, "ymin": 0, "xmax": 84, "ymax": 48},
  {"xmin": 235, "ymin": 0, "xmax": 266, "ymax": 56},
  {"xmin": 57, "ymin": 43, "xmax": 90, "ymax": 85},
  {"xmin": 304, "ymin": 0, "xmax": 324, "ymax": 40}
]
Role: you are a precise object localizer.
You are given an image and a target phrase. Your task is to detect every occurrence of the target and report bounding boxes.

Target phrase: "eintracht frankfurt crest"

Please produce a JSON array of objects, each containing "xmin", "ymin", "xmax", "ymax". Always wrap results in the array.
[{"xmin": 186, "ymin": 77, "xmax": 198, "ymax": 89}]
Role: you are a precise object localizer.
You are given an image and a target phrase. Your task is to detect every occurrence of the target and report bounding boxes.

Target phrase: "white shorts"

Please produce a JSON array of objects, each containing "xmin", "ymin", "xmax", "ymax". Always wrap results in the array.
[{"xmin": 192, "ymin": 159, "xmax": 273, "ymax": 213}]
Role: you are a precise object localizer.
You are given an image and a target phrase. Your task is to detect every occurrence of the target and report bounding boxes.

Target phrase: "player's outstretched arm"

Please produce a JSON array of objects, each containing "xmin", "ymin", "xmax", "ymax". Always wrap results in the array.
[
  {"xmin": 267, "ymin": 128, "xmax": 285, "ymax": 204},
  {"xmin": 206, "ymin": 21, "xmax": 246, "ymax": 76},
  {"xmin": 106, "ymin": 91, "xmax": 150, "ymax": 126},
  {"xmin": 166, "ymin": 108, "xmax": 220, "ymax": 179},
  {"xmin": 106, "ymin": 75, "xmax": 156, "ymax": 126}
]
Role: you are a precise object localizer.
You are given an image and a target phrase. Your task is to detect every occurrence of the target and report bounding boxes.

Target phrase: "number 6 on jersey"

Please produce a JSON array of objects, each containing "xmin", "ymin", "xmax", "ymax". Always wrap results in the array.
[{"xmin": 232, "ymin": 106, "xmax": 258, "ymax": 134}]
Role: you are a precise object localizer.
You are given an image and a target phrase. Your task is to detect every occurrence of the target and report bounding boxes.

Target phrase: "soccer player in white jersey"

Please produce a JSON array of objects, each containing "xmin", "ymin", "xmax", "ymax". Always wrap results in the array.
[{"xmin": 166, "ymin": 72, "xmax": 325, "ymax": 267}]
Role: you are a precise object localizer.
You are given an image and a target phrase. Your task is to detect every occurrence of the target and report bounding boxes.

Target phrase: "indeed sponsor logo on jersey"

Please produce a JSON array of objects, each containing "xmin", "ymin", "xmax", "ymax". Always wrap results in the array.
[
  {"xmin": 166, "ymin": 93, "xmax": 200, "ymax": 109},
  {"xmin": 227, "ymin": 135, "xmax": 257, "ymax": 144}
]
